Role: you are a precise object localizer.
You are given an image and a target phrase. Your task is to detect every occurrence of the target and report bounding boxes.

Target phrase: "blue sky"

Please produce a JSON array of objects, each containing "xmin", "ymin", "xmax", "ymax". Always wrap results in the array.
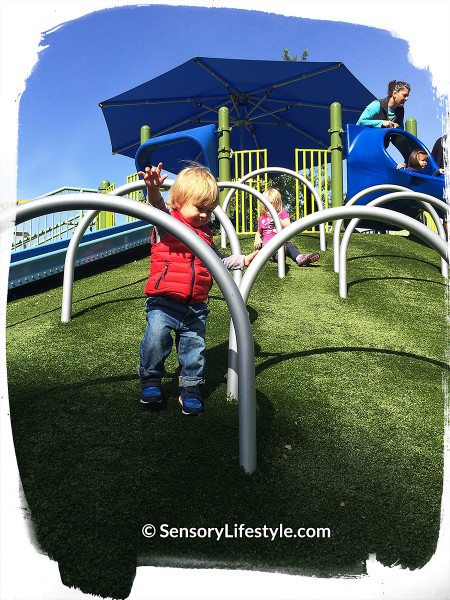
[
  {"xmin": 14, "ymin": 4, "xmax": 448, "ymax": 200},
  {"xmin": 1, "ymin": 2, "xmax": 449, "ymax": 600}
]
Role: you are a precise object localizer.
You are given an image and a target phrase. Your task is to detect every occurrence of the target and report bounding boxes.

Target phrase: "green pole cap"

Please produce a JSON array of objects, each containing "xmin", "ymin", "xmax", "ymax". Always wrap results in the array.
[{"xmin": 98, "ymin": 180, "xmax": 111, "ymax": 192}]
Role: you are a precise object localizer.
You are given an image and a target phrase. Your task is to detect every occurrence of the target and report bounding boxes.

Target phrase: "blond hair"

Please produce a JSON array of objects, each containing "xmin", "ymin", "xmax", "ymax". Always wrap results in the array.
[
  {"xmin": 261, "ymin": 188, "xmax": 283, "ymax": 214},
  {"xmin": 168, "ymin": 164, "xmax": 219, "ymax": 210}
]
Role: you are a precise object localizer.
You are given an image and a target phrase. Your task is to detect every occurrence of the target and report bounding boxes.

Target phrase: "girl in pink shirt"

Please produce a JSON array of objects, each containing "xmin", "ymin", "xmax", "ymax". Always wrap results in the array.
[{"xmin": 254, "ymin": 188, "xmax": 320, "ymax": 267}]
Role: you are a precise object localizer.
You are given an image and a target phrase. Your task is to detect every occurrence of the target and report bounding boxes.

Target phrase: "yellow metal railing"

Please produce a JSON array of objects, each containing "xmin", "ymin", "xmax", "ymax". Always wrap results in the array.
[
  {"xmin": 423, "ymin": 211, "xmax": 438, "ymax": 232},
  {"xmin": 295, "ymin": 149, "xmax": 331, "ymax": 232},
  {"xmin": 231, "ymin": 149, "xmax": 268, "ymax": 233},
  {"xmin": 124, "ymin": 173, "xmax": 146, "ymax": 222},
  {"xmin": 227, "ymin": 148, "xmax": 332, "ymax": 235},
  {"xmin": 382, "ymin": 211, "xmax": 438, "ymax": 237}
]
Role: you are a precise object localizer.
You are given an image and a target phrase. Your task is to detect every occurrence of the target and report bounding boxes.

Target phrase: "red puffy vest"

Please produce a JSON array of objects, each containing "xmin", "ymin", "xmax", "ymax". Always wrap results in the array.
[{"xmin": 144, "ymin": 210, "xmax": 213, "ymax": 304}]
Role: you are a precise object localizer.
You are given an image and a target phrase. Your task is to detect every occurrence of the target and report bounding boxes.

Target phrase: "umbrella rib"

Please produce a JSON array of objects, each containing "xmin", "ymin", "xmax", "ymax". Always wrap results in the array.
[
  {"xmin": 263, "ymin": 98, "xmax": 364, "ymax": 113},
  {"xmin": 283, "ymin": 122, "xmax": 328, "ymax": 148},
  {"xmin": 244, "ymin": 97, "xmax": 363, "ymax": 125},
  {"xmin": 244, "ymin": 62, "xmax": 351, "ymax": 120},
  {"xmin": 111, "ymin": 100, "xmax": 234, "ymax": 154},
  {"xmin": 243, "ymin": 98, "xmax": 362, "ymax": 132},
  {"xmin": 248, "ymin": 62, "xmax": 344, "ymax": 96},
  {"xmin": 240, "ymin": 105, "xmax": 261, "ymax": 149},
  {"xmin": 193, "ymin": 57, "xmax": 252, "ymax": 123},
  {"xmin": 153, "ymin": 99, "xmax": 235, "ymax": 135},
  {"xmin": 245, "ymin": 88, "xmax": 273, "ymax": 120},
  {"xmin": 112, "ymin": 140, "xmax": 141, "ymax": 155},
  {"xmin": 245, "ymin": 123, "xmax": 262, "ymax": 150},
  {"xmin": 242, "ymin": 100, "xmax": 328, "ymax": 147},
  {"xmin": 193, "ymin": 58, "xmax": 346, "ymax": 103},
  {"xmin": 100, "ymin": 96, "xmax": 228, "ymax": 108},
  {"xmin": 246, "ymin": 101, "xmax": 328, "ymax": 125},
  {"xmin": 193, "ymin": 57, "xmax": 241, "ymax": 95}
]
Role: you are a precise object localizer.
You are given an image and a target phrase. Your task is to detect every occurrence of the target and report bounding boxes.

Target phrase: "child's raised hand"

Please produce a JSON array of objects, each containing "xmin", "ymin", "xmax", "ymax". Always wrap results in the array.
[
  {"xmin": 244, "ymin": 249, "xmax": 259, "ymax": 267},
  {"xmin": 138, "ymin": 163, "xmax": 168, "ymax": 202}
]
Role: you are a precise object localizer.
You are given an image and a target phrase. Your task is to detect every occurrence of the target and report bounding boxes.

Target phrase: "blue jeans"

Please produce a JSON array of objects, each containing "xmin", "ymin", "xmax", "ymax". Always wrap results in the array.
[{"xmin": 139, "ymin": 295, "xmax": 209, "ymax": 389}]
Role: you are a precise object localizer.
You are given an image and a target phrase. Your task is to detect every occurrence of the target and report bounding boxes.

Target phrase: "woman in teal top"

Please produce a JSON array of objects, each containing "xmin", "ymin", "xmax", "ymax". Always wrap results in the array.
[{"xmin": 357, "ymin": 80, "xmax": 411, "ymax": 129}]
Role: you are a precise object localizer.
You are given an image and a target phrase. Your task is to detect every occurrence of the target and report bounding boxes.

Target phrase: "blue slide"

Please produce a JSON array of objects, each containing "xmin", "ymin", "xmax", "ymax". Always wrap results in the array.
[{"xmin": 345, "ymin": 124, "xmax": 445, "ymax": 229}]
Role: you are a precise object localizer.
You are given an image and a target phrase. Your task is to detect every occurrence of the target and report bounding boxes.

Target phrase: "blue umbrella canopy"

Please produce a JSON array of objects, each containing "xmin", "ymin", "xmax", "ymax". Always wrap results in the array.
[{"xmin": 99, "ymin": 56, "xmax": 375, "ymax": 174}]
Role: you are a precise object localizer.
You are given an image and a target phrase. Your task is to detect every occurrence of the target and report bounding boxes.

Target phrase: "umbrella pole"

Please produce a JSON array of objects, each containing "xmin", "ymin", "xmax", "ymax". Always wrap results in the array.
[
  {"xmin": 218, "ymin": 107, "xmax": 231, "ymax": 209},
  {"xmin": 330, "ymin": 102, "xmax": 344, "ymax": 209},
  {"xmin": 218, "ymin": 107, "xmax": 232, "ymax": 249}
]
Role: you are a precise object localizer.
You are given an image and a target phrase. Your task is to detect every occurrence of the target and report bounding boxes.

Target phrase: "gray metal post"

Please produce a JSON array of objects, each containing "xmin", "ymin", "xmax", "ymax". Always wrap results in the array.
[
  {"xmin": 224, "ymin": 202, "xmax": 448, "ymax": 401},
  {"xmin": 218, "ymin": 181, "xmax": 286, "ymax": 399},
  {"xmin": 333, "ymin": 185, "xmax": 410, "ymax": 273},
  {"xmin": 11, "ymin": 196, "xmax": 257, "ymax": 474},
  {"xmin": 61, "ymin": 181, "xmax": 173, "ymax": 323},
  {"xmin": 220, "ymin": 177, "xmax": 324, "ymax": 401},
  {"xmin": 61, "ymin": 181, "xmax": 241, "ymax": 322},
  {"xmin": 338, "ymin": 192, "xmax": 449, "ymax": 297},
  {"xmin": 239, "ymin": 205, "xmax": 448, "ymax": 306}
]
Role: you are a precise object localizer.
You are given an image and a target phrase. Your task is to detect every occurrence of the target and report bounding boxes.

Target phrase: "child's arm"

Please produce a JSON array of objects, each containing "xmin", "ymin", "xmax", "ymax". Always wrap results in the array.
[
  {"xmin": 138, "ymin": 162, "xmax": 168, "ymax": 208},
  {"xmin": 254, "ymin": 217, "xmax": 264, "ymax": 249},
  {"xmin": 212, "ymin": 243, "xmax": 259, "ymax": 270},
  {"xmin": 433, "ymin": 168, "xmax": 445, "ymax": 176},
  {"xmin": 254, "ymin": 231, "xmax": 263, "ymax": 249},
  {"xmin": 243, "ymin": 250, "xmax": 259, "ymax": 266},
  {"xmin": 279, "ymin": 209, "xmax": 291, "ymax": 228}
]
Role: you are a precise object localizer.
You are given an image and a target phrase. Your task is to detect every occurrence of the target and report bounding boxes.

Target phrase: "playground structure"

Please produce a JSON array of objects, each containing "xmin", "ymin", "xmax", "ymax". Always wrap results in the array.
[
  {"xmin": 335, "ymin": 188, "xmax": 449, "ymax": 298},
  {"xmin": 6, "ymin": 190, "xmax": 449, "ymax": 476},
  {"xmin": 345, "ymin": 124, "xmax": 446, "ymax": 228},
  {"xmin": 346, "ymin": 124, "xmax": 445, "ymax": 200},
  {"xmin": 10, "ymin": 104, "xmax": 447, "ymax": 290},
  {"xmin": 6, "ymin": 99, "xmax": 449, "ymax": 474}
]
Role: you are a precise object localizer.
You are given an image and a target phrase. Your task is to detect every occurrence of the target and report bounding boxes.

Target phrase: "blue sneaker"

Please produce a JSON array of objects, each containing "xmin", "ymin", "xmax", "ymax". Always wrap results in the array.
[
  {"xmin": 179, "ymin": 389, "xmax": 204, "ymax": 416},
  {"xmin": 140, "ymin": 386, "xmax": 163, "ymax": 407}
]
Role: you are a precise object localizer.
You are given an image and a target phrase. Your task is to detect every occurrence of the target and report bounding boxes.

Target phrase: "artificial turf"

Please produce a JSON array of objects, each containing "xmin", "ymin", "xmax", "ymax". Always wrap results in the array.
[{"xmin": 6, "ymin": 232, "xmax": 448, "ymax": 599}]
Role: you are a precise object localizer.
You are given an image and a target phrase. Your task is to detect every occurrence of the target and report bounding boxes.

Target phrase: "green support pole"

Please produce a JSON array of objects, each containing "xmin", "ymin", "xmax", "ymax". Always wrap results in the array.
[
  {"xmin": 405, "ymin": 118, "xmax": 417, "ymax": 137},
  {"xmin": 218, "ymin": 107, "xmax": 231, "ymax": 209},
  {"xmin": 329, "ymin": 102, "xmax": 344, "ymax": 208},
  {"xmin": 141, "ymin": 125, "xmax": 151, "ymax": 145},
  {"xmin": 97, "ymin": 180, "xmax": 112, "ymax": 229}
]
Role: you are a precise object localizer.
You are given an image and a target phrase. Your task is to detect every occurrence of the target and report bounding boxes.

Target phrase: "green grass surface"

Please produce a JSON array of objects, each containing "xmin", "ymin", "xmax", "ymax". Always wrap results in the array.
[{"xmin": 6, "ymin": 233, "xmax": 448, "ymax": 599}]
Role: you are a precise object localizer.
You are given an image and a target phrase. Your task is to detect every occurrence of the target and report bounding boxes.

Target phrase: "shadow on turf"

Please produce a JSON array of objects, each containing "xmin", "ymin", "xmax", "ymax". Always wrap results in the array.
[
  {"xmin": 346, "ymin": 253, "xmax": 443, "ymax": 273},
  {"xmin": 7, "ymin": 320, "xmax": 445, "ymax": 598},
  {"xmin": 346, "ymin": 275, "xmax": 446, "ymax": 294},
  {"xmin": 254, "ymin": 345, "xmax": 450, "ymax": 373}
]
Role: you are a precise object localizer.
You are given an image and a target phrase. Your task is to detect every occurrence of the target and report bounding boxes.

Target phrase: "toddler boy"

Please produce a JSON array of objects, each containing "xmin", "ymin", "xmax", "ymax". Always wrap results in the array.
[{"xmin": 138, "ymin": 162, "xmax": 257, "ymax": 415}]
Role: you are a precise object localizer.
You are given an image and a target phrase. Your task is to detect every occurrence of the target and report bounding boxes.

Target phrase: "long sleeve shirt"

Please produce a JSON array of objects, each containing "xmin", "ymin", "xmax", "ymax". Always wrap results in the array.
[{"xmin": 357, "ymin": 100, "xmax": 404, "ymax": 129}]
